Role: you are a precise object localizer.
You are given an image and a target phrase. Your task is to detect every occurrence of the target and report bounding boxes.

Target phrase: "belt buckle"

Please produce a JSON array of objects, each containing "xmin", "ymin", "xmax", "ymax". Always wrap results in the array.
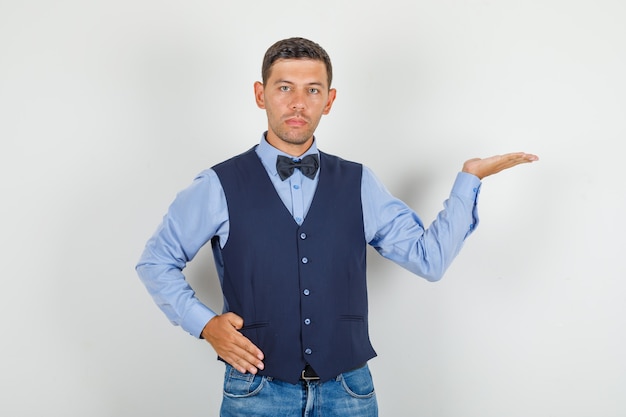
[{"xmin": 301, "ymin": 366, "xmax": 320, "ymax": 381}]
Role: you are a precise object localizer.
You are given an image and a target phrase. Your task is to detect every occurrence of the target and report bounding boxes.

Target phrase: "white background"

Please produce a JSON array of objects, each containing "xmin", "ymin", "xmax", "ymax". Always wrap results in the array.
[{"xmin": 1, "ymin": 1, "xmax": 625, "ymax": 416}]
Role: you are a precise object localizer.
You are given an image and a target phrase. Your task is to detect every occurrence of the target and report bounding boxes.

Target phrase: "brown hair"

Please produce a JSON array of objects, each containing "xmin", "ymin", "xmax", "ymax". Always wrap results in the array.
[{"xmin": 261, "ymin": 37, "xmax": 333, "ymax": 87}]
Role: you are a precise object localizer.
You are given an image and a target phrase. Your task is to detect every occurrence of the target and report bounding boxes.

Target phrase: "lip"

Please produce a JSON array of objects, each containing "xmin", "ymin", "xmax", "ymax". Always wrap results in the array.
[{"xmin": 285, "ymin": 117, "xmax": 308, "ymax": 126}]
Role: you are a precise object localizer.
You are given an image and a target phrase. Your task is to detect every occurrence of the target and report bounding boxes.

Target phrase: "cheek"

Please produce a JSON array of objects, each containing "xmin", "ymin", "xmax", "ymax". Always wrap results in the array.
[{"xmin": 265, "ymin": 97, "xmax": 287, "ymax": 111}]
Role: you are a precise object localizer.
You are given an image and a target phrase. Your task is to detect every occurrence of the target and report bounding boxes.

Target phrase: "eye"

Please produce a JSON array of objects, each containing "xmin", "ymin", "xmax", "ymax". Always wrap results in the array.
[
  {"xmin": 280, "ymin": 85, "xmax": 291, "ymax": 92},
  {"xmin": 308, "ymin": 88, "xmax": 319, "ymax": 94}
]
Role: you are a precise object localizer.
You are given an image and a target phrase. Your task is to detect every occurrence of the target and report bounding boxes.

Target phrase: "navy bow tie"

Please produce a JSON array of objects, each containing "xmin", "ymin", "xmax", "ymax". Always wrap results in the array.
[{"xmin": 276, "ymin": 154, "xmax": 319, "ymax": 181}]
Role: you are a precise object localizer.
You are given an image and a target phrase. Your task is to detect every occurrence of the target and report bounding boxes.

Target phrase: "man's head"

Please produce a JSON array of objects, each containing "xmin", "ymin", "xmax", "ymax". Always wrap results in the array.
[
  {"xmin": 261, "ymin": 37, "xmax": 333, "ymax": 89},
  {"xmin": 255, "ymin": 38, "xmax": 337, "ymax": 156}
]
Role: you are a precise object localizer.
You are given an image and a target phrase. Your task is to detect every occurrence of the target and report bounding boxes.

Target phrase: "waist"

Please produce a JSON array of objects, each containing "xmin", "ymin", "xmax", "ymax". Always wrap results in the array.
[{"xmin": 300, "ymin": 363, "xmax": 366, "ymax": 382}]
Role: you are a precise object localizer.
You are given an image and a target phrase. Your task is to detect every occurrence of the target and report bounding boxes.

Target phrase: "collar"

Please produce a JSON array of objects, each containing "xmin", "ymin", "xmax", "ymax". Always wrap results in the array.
[{"xmin": 255, "ymin": 132, "xmax": 320, "ymax": 178}]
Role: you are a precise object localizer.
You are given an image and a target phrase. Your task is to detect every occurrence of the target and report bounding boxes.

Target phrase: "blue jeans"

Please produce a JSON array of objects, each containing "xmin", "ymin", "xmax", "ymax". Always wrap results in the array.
[{"xmin": 220, "ymin": 363, "xmax": 378, "ymax": 417}]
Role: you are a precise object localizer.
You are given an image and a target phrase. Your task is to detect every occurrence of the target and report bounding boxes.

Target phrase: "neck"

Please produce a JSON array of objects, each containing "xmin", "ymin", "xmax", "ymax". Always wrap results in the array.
[{"xmin": 265, "ymin": 133, "xmax": 314, "ymax": 157}]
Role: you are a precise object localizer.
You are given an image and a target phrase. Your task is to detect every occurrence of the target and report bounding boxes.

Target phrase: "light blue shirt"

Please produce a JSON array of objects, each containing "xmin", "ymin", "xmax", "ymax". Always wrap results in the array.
[{"xmin": 136, "ymin": 134, "xmax": 481, "ymax": 338}]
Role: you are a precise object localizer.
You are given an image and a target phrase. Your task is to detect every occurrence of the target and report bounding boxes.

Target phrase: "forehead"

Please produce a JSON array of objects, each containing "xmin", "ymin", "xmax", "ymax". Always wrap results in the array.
[{"xmin": 267, "ymin": 58, "xmax": 328, "ymax": 86}]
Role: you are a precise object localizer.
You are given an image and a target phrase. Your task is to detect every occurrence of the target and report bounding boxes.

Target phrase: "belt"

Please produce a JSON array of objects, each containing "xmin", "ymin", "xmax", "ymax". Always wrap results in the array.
[
  {"xmin": 300, "ymin": 364, "xmax": 320, "ymax": 381},
  {"xmin": 299, "ymin": 362, "xmax": 366, "ymax": 382}
]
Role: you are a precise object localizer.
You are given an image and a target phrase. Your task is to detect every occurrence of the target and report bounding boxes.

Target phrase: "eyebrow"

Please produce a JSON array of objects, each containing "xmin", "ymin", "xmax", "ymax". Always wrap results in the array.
[{"xmin": 273, "ymin": 79, "xmax": 326, "ymax": 88}]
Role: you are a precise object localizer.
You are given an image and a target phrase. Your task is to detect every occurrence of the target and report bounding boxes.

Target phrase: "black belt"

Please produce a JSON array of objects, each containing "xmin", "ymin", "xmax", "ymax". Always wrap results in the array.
[
  {"xmin": 299, "ymin": 362, "xmax": 366, "ymax": 381},
  {"xmin": 300, "ymin": 364, "xmax": 320, "ymax": 381}
]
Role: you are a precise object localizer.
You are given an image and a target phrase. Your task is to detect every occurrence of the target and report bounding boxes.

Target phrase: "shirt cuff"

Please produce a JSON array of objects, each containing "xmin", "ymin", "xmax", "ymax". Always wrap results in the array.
[
  {"xmin": 451, "ymin": 171, "xmax": 482, "ymax": 201},
  {"xmin": 181, "ymin": 303, "xmax": 218, "ymax": 338}
]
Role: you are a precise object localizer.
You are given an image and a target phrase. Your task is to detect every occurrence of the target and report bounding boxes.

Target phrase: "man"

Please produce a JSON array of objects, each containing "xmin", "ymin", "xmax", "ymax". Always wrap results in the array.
[{"xmin": 136, "ymin": 37, "xmax": 538, "ymax": 416}]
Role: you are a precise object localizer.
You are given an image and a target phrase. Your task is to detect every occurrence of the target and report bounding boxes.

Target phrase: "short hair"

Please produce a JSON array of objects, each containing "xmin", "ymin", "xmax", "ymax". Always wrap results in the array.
[{"xmin": 261, "ymin": 37, "xmax": 333, "ymax": 88}]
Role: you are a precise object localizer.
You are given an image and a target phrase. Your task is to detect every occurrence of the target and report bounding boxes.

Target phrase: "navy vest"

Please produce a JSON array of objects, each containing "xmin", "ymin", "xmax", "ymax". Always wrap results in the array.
[{"xmin": 211, "ymin": 147, "xmax": 377, "ymax": 384}]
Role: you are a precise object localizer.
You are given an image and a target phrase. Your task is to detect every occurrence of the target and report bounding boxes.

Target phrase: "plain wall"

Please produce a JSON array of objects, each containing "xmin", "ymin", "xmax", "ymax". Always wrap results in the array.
[{"xmin": 1, "ymin": 0, "xmax": 625, "ymax": 415}]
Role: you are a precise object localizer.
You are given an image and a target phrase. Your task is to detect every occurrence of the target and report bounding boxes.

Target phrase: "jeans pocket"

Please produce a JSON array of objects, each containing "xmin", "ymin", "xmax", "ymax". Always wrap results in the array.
[
  {"xmin": 339, "ymin": 364, "xmax": 376, "ymax": 399},
  {"xmin": 223, "ymin": 364, "xmax": 267, "ymax": 398}
]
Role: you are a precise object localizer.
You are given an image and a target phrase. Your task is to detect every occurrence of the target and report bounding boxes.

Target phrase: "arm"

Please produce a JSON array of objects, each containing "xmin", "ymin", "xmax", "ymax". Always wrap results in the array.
[
  {"xmin": 135, "ymin": 170, "xmax": 221, "ymax": 336},
  {"xmin": 136, "ymin": 169, "xmax": 265, "ymax": 374},
  {"xmin": 363, "ymin": 168, "xmax": 479, "ymax": 281},
  {"xmin": 363, "ymin": 152, "xmax": 538, "ymax": 280}
]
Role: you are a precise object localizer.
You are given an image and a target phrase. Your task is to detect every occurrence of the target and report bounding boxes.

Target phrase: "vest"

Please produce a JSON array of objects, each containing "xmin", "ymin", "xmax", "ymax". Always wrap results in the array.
[{"xmin": 211, "ymin": 147, "xmax": 377, "ymax": 384}]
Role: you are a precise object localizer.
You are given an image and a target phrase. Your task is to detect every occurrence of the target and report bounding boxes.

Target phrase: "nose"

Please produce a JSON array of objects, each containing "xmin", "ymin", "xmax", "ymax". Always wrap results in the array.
[{"xmin": 290, "ymin": 90, "xmax": 306, "ymax": 111}]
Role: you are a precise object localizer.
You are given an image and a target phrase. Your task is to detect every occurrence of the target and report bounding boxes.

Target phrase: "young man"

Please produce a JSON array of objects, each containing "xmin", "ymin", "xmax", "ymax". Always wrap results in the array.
[{"xmin": 136, "ymin": 37, "xmax": 538, "ymax": 416}]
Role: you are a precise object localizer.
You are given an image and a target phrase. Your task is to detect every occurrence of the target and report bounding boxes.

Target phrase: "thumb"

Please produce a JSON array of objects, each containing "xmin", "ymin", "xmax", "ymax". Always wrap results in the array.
[{"xmin": 226, "ymin": 312, "xmax": 244, "ymax": 330}]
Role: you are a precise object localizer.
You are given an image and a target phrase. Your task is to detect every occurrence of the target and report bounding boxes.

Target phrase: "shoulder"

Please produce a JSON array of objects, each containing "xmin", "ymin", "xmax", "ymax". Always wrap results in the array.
[
  {"xmin": 319, "ymin": 150, "xmax": 363, "ymax": 170},
  {"xmin": 212, "ymin": 146, "xmax": 258, "ymax": 172}
]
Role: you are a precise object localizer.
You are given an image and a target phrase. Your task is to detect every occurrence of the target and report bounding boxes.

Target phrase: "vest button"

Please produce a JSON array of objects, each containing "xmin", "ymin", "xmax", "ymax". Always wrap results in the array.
[
  {"xmin": 304, "ymin": 318, "xmax": 311, "ymax": 325},
  {"xmin": 303, "ymin": 289, "xmax": 310, "ymax": 296},
  {"xmin": 304, "ymin": 348, "xmax": 312, "ymax": 355},
  {"xmin": 301, "ymin": 257, "xmax": 308, "ymax": 264},
  {"xmin": 300, "ymin": 232, "xmax": 307, "ymax": 240}
]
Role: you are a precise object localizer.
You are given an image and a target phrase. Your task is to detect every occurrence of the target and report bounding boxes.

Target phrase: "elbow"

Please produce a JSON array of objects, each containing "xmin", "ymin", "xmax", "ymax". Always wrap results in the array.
[
  {"xmin": 422, "ymin": 270, "xmax": 445, "ymax": 282},
  {"xmin": 413, "ymin": 246, "xmax": 453, "ymax": 282},
  {"xmin": 408, "ymin": 259, "xmax": 448, "ymax": 282}
]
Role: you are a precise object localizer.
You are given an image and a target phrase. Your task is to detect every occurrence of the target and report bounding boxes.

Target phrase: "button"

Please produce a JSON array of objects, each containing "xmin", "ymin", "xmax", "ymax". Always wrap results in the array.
[
  {"xmin": 304, "ymin": 348, "xmax": 312, "ymax": 355},
  {"xmin": 293, "ymin": 184, "xmax": 300, "ymax": 190},
  {"xmin": 295, "ymin": 217, "xmax": 302, "ymax": 223},
  {"xmin": 300, "ymin": 232, "xmax": 307, "ymax": 240},
  {"xmin": 303, "ymin": 289, "xmax": 310, "ymax": 296},
  {"xmin": 301, "ymin": 257, "xmax": 309, "ymax": 264},
  {"xmin": 304, "ymin": 318, "xmax": 311, "ymax": 325}
]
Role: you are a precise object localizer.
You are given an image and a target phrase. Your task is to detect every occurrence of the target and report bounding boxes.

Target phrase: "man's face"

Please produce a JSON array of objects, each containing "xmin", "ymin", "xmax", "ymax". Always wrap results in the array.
[{"xmin": 254, "ymin": 58, "xmax": 336, "ymax": 155}]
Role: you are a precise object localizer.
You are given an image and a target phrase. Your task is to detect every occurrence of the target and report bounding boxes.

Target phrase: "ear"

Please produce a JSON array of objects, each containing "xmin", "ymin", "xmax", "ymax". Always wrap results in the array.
[
  {"xmin": 322, "ymin": 88, "xmax": 337, "ymax": 115},
  {"xmin": 254, "ymin": 81, "xmax": 265, "ymax": 109}
]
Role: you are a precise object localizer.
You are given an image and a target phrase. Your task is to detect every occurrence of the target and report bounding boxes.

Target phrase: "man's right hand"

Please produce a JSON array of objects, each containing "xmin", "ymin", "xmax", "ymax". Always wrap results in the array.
[{"xmin": 201, "ymin": 312, "xmax": 265, "ymax": 375}]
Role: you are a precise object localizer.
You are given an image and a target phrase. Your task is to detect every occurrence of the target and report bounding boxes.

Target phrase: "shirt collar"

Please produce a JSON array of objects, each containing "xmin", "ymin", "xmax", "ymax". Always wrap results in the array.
[{"xmin": 256, "ymin": 132, "xmax": 320, "ymax": 177}]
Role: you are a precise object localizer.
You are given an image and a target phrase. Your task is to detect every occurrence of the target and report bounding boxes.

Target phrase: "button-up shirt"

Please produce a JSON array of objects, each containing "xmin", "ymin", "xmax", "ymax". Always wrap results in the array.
[{"xmin": 136, "ymin": 134, "xmax": 481, "ymax": 337}]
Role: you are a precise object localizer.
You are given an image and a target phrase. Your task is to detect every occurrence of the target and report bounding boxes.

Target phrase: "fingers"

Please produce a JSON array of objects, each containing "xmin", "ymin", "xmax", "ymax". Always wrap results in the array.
[
  {"xmin": 220, "ymin": 338, "xmax": 265, "ymax": 375},
  {"xmin": 501, "ymin": 152, "xmax": 539, "ymax": 165},
  {"xmin": 493, "ymin": 152, "xmax": 540, "ymax": 174},
  {"xmin": 201, "ymin": 313, "xmax": 265, "ymax": 375}
]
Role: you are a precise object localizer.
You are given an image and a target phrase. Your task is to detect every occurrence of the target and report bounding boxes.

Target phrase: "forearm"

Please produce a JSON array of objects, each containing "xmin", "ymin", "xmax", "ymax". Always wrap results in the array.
[
  {"xmin": 135, "ymin": 169, "xmax": 227, "ymax": 337},
  {"xmin": 397, "ymin": 188, "xmax": 477, "ymax": 280},
  {"xmin": 136, "ymin": 258, "xmax": 217, "ymax": 337},
  {"xmin": 366, "ymin": 171, "xmax": 480, "ymax": 281}
]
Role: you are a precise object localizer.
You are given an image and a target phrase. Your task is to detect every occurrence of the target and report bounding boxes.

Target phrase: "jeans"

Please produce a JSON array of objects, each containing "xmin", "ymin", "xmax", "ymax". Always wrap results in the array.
[{"xmin": 220, "ymin": 363, "xmax": 378, "ymax": 417}]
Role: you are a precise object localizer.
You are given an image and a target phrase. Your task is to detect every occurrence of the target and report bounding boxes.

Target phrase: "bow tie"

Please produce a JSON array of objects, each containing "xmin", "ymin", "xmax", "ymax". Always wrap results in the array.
[{"xmin": 276, "ymin": 154, "xmax": 319, "ymax": 181}]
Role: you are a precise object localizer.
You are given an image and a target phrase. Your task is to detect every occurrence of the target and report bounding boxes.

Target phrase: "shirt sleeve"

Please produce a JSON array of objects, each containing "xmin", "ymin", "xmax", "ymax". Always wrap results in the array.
[
  {"xmin": 135, "ymin": 169, "xmax": 228, "ymax": 337},
  {"xmin": 362, "ymin": 166, "xmax": 481, "ymax": 281}
]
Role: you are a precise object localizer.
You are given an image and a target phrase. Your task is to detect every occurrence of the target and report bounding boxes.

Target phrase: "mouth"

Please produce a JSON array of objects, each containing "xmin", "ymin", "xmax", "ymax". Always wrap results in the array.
[{"xmin": 285, "ymin": 116, "xmax": 308, "ymax": 127}]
